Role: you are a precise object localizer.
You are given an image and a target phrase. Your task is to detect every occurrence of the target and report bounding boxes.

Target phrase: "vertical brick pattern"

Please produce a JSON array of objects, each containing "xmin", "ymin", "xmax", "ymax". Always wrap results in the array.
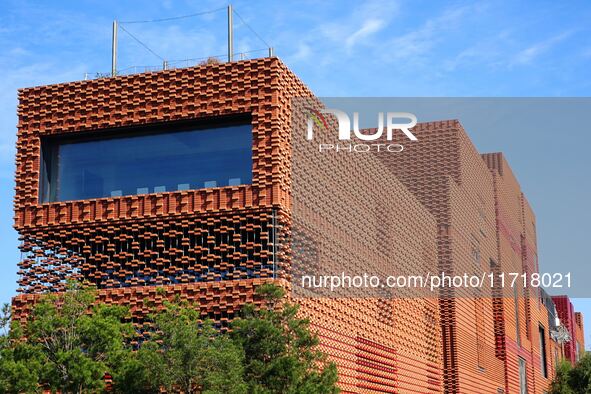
[
  {"xmin": 377, "ymin": 121, "xmax": 505, "ymax": 393},
  {"xmin": 575, "ymin": 312, "xmax": 585, "ymax": 361},
  {"xmin": 483, "ymin": 152, "xmax": 556, "ymax": 394},
  {"xmin": 289, "ymin": 99, "xmax": 443, "ymax": 392}
]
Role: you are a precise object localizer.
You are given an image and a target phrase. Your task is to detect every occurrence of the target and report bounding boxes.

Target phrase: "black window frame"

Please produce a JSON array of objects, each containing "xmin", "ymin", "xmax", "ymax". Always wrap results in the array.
[{"xmin": 39, "ymin": 114, "xmax": 252, "ymax": 203}]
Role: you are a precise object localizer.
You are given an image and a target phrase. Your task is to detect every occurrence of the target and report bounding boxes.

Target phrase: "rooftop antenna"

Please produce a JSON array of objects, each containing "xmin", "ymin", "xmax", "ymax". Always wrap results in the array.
[
  {"xmin": 227, "ymin": 4, "xmax": 233, "ymax": 62},
  {"xmin": 112, "ymin": 20, "xmax": 118, "ymax": 76}
]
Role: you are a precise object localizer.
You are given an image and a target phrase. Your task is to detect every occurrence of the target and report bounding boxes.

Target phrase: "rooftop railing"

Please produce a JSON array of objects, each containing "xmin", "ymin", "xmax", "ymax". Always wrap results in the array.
[{"xmin": 85, "ymin": 48, "xmax": 273, "ymax": 80}]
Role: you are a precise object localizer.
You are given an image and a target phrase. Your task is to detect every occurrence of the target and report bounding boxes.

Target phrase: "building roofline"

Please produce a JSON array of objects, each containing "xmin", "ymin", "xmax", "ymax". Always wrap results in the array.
[{"xmin": 18, "ymin": 56, "xmax": 284, "ymax": 93}]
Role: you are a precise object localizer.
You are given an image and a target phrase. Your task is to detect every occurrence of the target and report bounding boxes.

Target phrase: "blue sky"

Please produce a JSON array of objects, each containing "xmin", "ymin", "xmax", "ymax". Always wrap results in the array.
[{"xmin": 0, "ymin": 0, "xmax": 590, "ymax": 345}]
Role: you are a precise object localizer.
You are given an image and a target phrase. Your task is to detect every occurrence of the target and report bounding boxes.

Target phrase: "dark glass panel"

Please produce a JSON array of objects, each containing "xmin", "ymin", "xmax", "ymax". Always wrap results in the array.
[{"xmin": 42, "ymin": 121, "xmax": 252, "ymax": 202}]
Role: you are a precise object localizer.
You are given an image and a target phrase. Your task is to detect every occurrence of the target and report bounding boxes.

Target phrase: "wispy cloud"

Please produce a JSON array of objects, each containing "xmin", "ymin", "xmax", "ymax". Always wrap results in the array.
[
  {"xmin": 0, "ymin": 59, "xmax": 87, "ymax": 180},
  {"xmin": 283, "ymin": 0, "xmax": 398, "ymax": 64},
  {"xmin": 345, "ymin": 18, "xmax": 385, "ymax": 49},
  {"xmin": 512, "ymin": 30, "xmax": 574, "ymax": 65},
  {"xmin": 383, "ymin": 4, "xmax": 476, "ymax": 63},
  {"xmin": 117, "ymin": 23, "xmax": 224, "ymax": 67},
  {"xmin": 291, "ymin": 42, "xmax": 312, "ymax": 62},
  {"xmin": 441, "ymin": 29, "xmax": 513, "ymax": 72}
]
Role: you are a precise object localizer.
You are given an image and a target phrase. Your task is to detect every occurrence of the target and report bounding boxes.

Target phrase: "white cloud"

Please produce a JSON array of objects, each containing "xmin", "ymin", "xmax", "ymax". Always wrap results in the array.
[
  {"xmin": 290, "ymin": 42, "xmax": 312, "ymax": 62},
  {"xmin": 284, "ymin": 0, "xmax": 399, "ymax": 64},
  {"xmin": 0, "ymin": 60, "xmax": 88, "ymax": 177},
  {"xmin": 512, "ymin": 31, "xmax": 574, "ymax": 65},
  {"xmin": 441, "ymin": 29, "xmax": 513, "ymax": 72},
  {"xmin": 384, "ymin": 4, "xmax": 474, "ymax": 63},
  {"xmin": 345, "ymin": 18, "xmax": 385, "ymax": 49}
]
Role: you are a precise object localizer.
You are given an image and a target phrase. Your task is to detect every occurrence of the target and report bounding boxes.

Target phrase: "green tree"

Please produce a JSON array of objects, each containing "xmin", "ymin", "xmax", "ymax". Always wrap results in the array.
[
  {"xmin": 231, "ymin": 284, "xmax": 339, "ymax": 394},
  {"xmin": 114, "ymin": 297, "xmax": 246, "ymax": 394},
  {"xmin": 0, "ymin": 304, "xmax": 10, "ymax": 336},
  {"xmin": 2, "ymin": 284, "xmax": 340, "ymax": 394},
  {"xmin": 568, "ymin": 354, "xmax": 591, "ymax": 393},
  {"xmin": 549, "ymin": 360, "xmax": 575, "ymax": 394},
  {"xmin": 549, "ymin": 354, "xmax": 591, "ymax": 394},
  {"xmin": 0, "ymin": 303, "xmax": 43, "ymax": 394},
  {"xmin": 0, "ymin": 286, "xmax": 135, "ymax": 394}
]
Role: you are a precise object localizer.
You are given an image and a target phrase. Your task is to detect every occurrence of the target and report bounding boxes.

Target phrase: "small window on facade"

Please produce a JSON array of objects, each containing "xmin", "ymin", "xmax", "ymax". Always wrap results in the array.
[
  {"xmin": 471, "ymin": 245, "xmax": 480, "ymax": 265},
  {"xmin": 539, "ymin": 324, "xmax": 547, "ymax": 378},
  {"xmin": 40, "ymin": 117, "xmax": 252, "ymax": 202},
  {"xmin": 519, "ymin": 357, "xmax": 528, "ymax": 394},
  {"xmin": 474, "ymin": 294, "xmax": 485, "ymax": 369},
  {"xmin": 514, "ymin": 286, "xmax": 521, "ymax": 346}
]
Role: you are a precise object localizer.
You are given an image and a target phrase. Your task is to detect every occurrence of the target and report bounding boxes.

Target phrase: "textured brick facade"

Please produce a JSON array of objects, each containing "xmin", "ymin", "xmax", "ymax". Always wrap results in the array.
[
  {"xmin": 379, "ymin": 126, "xmax": 581, "ymax": 393},
  {"xmin": 553, "ymin": 295, "xmax": 585, "ymax": 365},
  {"xmin": 288, "ymin": 104, "xmax": 444, "ymax": 391},
  {"xmin": 575, "ymin": 312, "xmax": 585, "ymax": 362},
  {"xmin": 12, "ymin": 57, "xmax": 583, "ymax": 393},
  {"xmin": 483, "ymin": 152, "xmax": 556, "ymax": 394},
  {"xmin": 13, "ymin": 58, "xmax": 443, "ymax": 393},
  {"xmin": 377, "ymin": 122, "xmax": 506, "ymax": 393}
]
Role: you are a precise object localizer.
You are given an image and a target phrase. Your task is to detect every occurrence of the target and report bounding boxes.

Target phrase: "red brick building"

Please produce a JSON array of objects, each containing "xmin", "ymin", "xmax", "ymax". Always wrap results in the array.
[
  {"xmin": 12, "ymin": 57, "xmax": 584, "ymax": 393},
  {"xmin": 483, "ymin": 152, "xmax": 555, "ymax": 394},
  {"xmin": 553, "ymin": 295, "xmax": 585, "ymax": 365},
  {"xmin": 375, "ymin": 121, "xmax": 505, "ymax": 392}
]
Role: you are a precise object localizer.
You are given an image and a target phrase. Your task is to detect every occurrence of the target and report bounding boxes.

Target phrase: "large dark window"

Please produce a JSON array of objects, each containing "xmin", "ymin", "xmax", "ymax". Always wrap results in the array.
[{"xmin": 41, "ymin": 117, "xmax": 252, "ymax": 202}]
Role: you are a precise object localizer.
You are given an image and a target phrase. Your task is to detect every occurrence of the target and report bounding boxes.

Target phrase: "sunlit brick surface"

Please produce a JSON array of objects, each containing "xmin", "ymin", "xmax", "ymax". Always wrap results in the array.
[
  {"xmin": 14, "ymin": 57, "xmax": 302, "ymax": 229},
  {"xmin": 483, "ymin": 153, "xmax": 554, "ymax": 394},
  {"xmin": 375, "ymin": 122, "xmax": 506, "ymax": 392},
  {"xmin": 552, "ymin": 295, "xmax": 585, "ymax": 366},
  {"xmin": 13, "ymin": 58, "xmax": 444, "ymax": 393},
  {"xmin": 12, "ymin": 58, "xmax": 583, "ymax": 393}
]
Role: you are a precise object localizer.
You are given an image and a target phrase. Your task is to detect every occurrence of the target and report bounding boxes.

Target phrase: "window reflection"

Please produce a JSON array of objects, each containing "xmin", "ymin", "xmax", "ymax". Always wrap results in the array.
[{"xmin": 42, "ymin": 120, "xmax": 252, "ymax": 202}]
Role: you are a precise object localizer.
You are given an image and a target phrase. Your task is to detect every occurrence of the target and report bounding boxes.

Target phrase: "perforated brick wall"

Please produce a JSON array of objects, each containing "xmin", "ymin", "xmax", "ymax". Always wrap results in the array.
[
  {"xmin": 13, "ymin": 56, "xmax": 582, "ymax": 394},
  {"xmin": 13, "ymin": 58, "xmax": 445, "ymax": 393},
  {"xmin": 376, "ymin": 121, "xmax": 506, "ymax": 393}
]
